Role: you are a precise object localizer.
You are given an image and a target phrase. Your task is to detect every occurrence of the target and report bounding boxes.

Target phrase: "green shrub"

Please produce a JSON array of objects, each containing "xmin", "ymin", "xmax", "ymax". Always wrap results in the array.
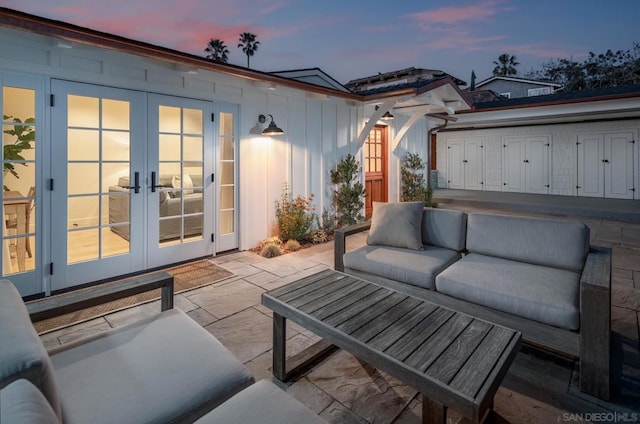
[
  {"xmin": 275, "ymin": 183, "xmax": 315, "ymax": 241},
  {"xmin": 330, "ymin": 154, "xmax": 365, "ymax": 227},
  {"xmin": 284, "ymin": 239, "xmax": 301, "ymax": 252},
  {"xmin": 400, "ymin": 153, "xmax": 438, "ymax": 208},
  {"xmin": 308, "ymin": 229, "xmax": 329, "ymax": 244},
  {"xmin": 254, "ymin": 236, "xmax": 281, "ymax": 252},
  {"xmin": 260, "ymin": 243, "xmax": 282, "ymax": 258},
  {"xmin": 320, "ymin": 207, "xmax": 335, "ymax": 235}
]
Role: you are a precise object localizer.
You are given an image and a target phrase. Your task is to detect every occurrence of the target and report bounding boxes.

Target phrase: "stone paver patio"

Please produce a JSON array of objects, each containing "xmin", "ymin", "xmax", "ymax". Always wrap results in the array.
[{"xmin": 41, "ymin": 204, "xmax": 640, "ymax": 423}]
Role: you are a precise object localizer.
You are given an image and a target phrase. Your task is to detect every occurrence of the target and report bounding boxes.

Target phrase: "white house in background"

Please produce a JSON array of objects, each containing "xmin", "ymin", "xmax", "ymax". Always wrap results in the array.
[
  {"xmin": 473, "ymin": 76, "xmax": 563, "ymax": 99},
  {"xmin": 0, "ymin": 7, "xmax": 470, "ymax": 297},
  {"xmin": 271, "ymin": 68, "xmax": 350, "ymax": 92},
  {"xmin": 435, "ymin": 85, "xmax": 640, "ymax": 201}
]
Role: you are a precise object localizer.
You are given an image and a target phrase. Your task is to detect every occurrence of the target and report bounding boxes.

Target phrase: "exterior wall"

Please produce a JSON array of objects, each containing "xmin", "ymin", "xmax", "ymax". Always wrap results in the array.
[
  {"xmin": 385, "ymin": 113, "xmax": 430, "ymax": 201},
  {"xmin": 0, "ymin": 27, "xmax": 361, "ymax": 253},
  {"xmin": 436, "ymin": 119, "xmax": 640, "ymax": 198}
]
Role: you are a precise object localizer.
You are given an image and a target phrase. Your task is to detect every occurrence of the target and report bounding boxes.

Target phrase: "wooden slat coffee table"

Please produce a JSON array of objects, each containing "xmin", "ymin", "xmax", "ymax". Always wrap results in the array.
[{"xmin": 261, "ymin": 269, "xmax": 521, "ymax": 424}]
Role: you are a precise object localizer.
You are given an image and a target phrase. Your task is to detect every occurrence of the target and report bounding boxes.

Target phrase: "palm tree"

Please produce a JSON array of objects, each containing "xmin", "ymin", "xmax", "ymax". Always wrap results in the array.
[
  {"xmin": 492, "ymin": 53, "xmax": 520, "ymax": 76},
  {"xmin": 204, "ymin": 39, "xmax": 229, "ymax": 63},
  {"xmin": 237, "ymin": 32, "xmax": 260, "ymax": 68}
]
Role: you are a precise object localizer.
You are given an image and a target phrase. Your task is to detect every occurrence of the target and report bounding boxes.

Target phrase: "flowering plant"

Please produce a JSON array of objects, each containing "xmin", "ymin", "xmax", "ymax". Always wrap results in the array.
[{"xmin": 275, "ymin": 183, "xmax": 316, "ymax": 241}]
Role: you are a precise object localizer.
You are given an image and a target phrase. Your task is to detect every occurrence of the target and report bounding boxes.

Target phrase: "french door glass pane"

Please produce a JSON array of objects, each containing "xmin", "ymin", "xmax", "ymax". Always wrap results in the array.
[
  {"xmin": 67, "ymin": 95, "xmax": 131, "ymax": 264},
  {"xmin": 219, "ymin": 112, "xmax": 235, "ymax": 236},
  {"xmin": 2, "ymin": 86, "xmax": 37, "ymax": 275},
  {"xmin": 157, "ymin": 106, "xmax": 204, "ymax": 244}
]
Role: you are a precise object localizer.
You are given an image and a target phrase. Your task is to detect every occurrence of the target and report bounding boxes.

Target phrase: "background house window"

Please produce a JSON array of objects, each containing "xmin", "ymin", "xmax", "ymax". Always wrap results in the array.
[
  {"xmin": 528, "ymin": 87, "xmax": 553, "ymax": 96},
  {"xmin": 500, "ymin": 92, "xmax": 511, "ymax": 98}
]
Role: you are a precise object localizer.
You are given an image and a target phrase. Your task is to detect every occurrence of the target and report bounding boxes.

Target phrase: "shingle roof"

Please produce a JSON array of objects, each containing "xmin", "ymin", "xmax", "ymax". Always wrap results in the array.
[{"xmin": 471, "ymin": 84, "xmax": 640, "ymax": 110}]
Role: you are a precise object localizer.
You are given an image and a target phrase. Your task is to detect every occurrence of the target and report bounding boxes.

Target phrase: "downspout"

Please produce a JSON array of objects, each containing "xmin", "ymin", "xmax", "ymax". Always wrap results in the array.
[{"xmin": 426, "ymin": 114, "xmax": 457, "ymax": 188}]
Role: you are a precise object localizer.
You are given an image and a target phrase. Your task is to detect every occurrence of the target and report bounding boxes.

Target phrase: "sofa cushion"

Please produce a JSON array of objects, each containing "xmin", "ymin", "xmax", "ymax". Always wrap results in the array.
[
  {"xmin": 435, "ymin": 253, "xmax": 581, "ymax": 330},
  {"xmin": 466, "ymin": 213, "xmax": 590, "ymax": 272},
  {"xmin": 0, "ymin": 380, "xmax": 59, "ymax": 424},
  {"xmin": 0, "ymin": 281, "xmax": 61, "ymax": 419},
  {"xmin": 421, "ymin": 208, "xmax": 467, "ymax": 251},
  {"xmin": 344, "ymin": 244, "xmax": 461, "ymax": 290},
  {"xmin": 50, "ymin": 308, "xmax": 254, "ymax": 424},
  {"xmin": 194, "ymin": 379, "xmax": 327, "ymax": 424},
  {"xmin": 172, "ymin": 174, "xmax": 194, "ymax": 195},
  {"xmin": 367, "ymin": 202, "xmax": 424, "ymax": 250}
]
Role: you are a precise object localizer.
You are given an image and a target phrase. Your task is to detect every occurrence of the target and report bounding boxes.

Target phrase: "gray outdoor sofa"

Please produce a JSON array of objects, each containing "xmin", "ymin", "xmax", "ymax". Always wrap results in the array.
[
  {"xmin": 0, "ymin": 273, "xmax": 327, "ymax": 423},
  {"xmin": 335, "ymin": 202, "xmax": 612, "ymax": 400}
]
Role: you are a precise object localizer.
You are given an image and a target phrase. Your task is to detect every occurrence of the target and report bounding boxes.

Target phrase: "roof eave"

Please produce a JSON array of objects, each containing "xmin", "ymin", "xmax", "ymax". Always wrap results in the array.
[
  {"xmin": 460, "ymin": 90, "xmax": 640, "ymax": 114},
  {"xmin": 0, "ymin": 7, "xmax": 362, "ymax": 101}
]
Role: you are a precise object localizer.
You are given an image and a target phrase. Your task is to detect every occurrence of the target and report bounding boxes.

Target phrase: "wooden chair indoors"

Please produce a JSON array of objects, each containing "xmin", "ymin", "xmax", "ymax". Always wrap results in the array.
[{"xmin": 5, "ymin": 186, "xmax": 35, "ymax": 258}]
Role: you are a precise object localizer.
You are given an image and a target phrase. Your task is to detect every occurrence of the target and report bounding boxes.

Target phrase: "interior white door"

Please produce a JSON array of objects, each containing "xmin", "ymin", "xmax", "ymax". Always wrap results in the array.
[
  {"xmin": 146, "ymin": 94, "xmax": 214, "ymax": 268},
  {"xmin": 604, "ymin": 132, "xmax": 635, "ymax": 199},
  {"xmin": 50, "ymin": 81, "xmax": 146, "ymax": 291}
]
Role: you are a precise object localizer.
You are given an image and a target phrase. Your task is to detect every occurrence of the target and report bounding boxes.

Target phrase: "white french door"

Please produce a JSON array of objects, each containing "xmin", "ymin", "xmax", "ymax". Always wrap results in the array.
[
  {"xmin": 146, "ymin": 94, "xmax": 214, "ymax": 268},
  {"xmin": 51, "ymin": 82, "xmax": 218, "ymax": 291},
  {"xmin": 51, "ymin": 81, "xmax": 146, "ymax": 290}
]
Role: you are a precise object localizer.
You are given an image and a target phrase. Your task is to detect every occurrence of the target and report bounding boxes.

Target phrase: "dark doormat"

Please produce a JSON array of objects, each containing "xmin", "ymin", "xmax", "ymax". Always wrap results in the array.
[{"xmin": 34, "ymin": 260, "xmax": 233, "ymax": 334}]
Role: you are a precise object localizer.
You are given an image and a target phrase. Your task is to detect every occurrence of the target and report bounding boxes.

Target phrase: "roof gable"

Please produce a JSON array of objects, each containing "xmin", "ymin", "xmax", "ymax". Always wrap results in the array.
[
  {"xmin": 270, "ymin": 68, "xmax": 349, "ymax": 92},
  {"xmin": 475, "ymin": 76, "xmax": 563, "ymax": 89}
]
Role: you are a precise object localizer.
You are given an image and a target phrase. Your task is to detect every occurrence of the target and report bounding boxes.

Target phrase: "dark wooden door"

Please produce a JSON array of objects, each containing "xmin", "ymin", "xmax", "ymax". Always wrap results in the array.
[{"xmin": 364, "ymin": 125, "xmax": 388, "ymax": 217}]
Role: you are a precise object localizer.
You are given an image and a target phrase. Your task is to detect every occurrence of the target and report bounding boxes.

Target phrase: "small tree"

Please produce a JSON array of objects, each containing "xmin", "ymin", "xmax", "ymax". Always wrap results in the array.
[
  {"xmin": 492, "ymin": 53, "xmax": 519, "ymax": 76},
  {"xmin": 237, "ymin": 32, "xmax": 260, "ymax": 68},
  {"xmin": 3, "ymin": 115, "xmax": 35, "ymax": 191},
  {"xmin": 204, "ymin": 38, "xmax": 230, "ymax": 63},
  {"xmin": 400, "ymin": 153, "xmax": 437, "ymax": 207},
  {"xmin": 330, "ymin": 154, "xmax": 365, "ymax": 227}
]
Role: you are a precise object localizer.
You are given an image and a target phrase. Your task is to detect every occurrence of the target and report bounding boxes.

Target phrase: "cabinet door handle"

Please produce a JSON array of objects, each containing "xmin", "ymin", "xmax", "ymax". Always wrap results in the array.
[
  {"xmin": 602, "ymin": 159, "xmax": 609, "ymax": 163},
  {"xmin": 523, "ymin": 160, "xmax": 529, "ymax": 163}
]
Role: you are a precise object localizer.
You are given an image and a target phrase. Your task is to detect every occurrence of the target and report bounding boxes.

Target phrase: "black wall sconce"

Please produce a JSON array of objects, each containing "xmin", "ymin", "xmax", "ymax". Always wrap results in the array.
[
  {"xmin": 375, "ymin": 105, "xmax": 394, "ymax": 121},
  {"xmin": 258, "ymin": 114, "xmax": 284, "ymax": 136}
]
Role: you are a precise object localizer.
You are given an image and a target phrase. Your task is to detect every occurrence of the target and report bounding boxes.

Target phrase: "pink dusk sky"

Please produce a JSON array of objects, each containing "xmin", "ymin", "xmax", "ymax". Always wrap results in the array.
[{"xmin": 2, "ymin": 0, "xmax": 639, "ymax": 85}]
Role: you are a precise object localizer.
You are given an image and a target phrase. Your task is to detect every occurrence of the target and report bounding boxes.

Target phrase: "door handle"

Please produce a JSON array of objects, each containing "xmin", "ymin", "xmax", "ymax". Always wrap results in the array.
[
  {"xmin": 523, "ymin": 160, "xmax": 529, "ymax": 163},
  {"xmin": 151, "ymin": 171, "xmax": 170, "ymax": 193},
  {"xmin": 122, "ymin": 172, "xmax": 140, "ymax": 194},
  {"xmin": 602, "ymin": 159, "xmax": 609, "ymax": 163}
]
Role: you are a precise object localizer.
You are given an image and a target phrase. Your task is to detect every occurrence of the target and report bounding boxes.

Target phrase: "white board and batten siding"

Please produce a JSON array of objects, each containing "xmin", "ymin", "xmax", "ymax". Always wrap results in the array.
[
  {"xmin": 0, "ymin": 25, "xmax": 361, "ymax": 254},
  {"xmin": 437, "ymin": 120, "xmax": 639, "ymax": 200}
]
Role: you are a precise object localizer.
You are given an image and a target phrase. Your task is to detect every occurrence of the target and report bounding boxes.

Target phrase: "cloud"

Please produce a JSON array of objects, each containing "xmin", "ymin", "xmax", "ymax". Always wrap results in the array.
[
  {"xmin": 407, "ymin": 0, "xmax": 513, "ymax": 26},
  {"xmin": 424, "ymin": 30, "xmax": 507, "ymax": 51},
  {"xmin": 258, "ymin": 0, "xmax": 286, "ymax": 16}
]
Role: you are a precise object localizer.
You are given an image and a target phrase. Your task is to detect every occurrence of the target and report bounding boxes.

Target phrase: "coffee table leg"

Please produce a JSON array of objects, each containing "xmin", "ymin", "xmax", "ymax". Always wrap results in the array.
[
  {"xmin": 422, "ymin": 394, "xmax": 446, "ymax": 424},
  {"xmin": 273, "ymin": 312, "xmax": 287, "ymax": 381}
]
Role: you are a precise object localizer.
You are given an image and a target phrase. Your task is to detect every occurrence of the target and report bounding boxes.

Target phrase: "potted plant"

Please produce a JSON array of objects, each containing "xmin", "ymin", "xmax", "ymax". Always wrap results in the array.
[{"xmin": 3, "ymin": 115, "xmax": 35, "ymax": 191}]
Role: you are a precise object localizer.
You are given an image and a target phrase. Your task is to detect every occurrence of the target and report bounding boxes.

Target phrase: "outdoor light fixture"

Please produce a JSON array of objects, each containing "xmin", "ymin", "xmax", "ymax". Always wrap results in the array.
[
  {"xmin": 258, "ymin": 114, "xmax": 284, "ymax": 136},
  {"xmin": 375, "ymin": 105, "xmax": 394, "ymax": 121}
]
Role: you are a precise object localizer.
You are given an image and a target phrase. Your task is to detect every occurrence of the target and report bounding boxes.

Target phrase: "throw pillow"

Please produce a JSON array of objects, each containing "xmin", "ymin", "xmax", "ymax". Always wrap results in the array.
[
  {"xmin": 367, "ymin": 201, "xmax": 424, "ymax": 250},
  {"xmin": 172, "ymin": 174, "xmax": 194, "ymax": 195}
]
